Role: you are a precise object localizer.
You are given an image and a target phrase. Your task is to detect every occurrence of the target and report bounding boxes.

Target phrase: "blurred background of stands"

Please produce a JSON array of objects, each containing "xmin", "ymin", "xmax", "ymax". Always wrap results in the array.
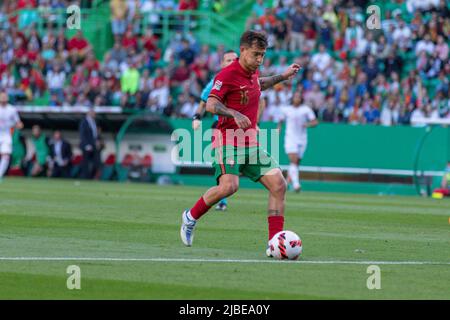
[
  {"xmin": 0, "ymin": 0, "xmax": 448, "ymax": 122},
  {"xmin": 0, "ymin": 0, "xmax": 449, "ymax": 194}
]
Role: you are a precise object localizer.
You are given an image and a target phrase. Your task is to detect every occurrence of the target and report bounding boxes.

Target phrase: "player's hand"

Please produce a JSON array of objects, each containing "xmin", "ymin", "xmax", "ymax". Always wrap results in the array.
[
  {"xmin": 233, "ymin": 111, "xmax": 252, "ymax": 129},
  {"xmin": 282, "ymin": 64, "xmax": 301, "ymax": 81},
  {"xmin": 192, "ymin": 119, "xmax": 201, "ymax": 130}
]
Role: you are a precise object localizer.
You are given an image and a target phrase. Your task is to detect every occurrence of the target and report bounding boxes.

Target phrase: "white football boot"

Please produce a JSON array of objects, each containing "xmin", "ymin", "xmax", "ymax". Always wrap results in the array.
[{"xmin": 180, "ymin": 209, "xmax": 197, "ymax": 246}]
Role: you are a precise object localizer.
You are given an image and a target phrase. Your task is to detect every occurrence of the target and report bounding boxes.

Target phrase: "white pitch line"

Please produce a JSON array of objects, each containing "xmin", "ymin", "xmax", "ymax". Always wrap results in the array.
[{"xmin": 0, "ymin": 257, "xmax": 449, "ymax": 265}]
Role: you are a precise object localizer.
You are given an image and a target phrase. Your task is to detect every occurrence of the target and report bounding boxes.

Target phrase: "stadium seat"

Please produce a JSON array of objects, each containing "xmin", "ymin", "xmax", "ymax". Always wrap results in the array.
[
  {"xmin": 100, "ymin": 153, "xmax": 116, "ymax": 181},
  {"xmin": 141, "ymin": 154, "xmax": 152, "ymax": 168},
  {"xmin": 25, "ymin": 153, "xmax": 36, "ymax": 176},
  {"xmin": 141, "ymin": 153, "xmax": 153, "ymax": 182},
  {"xmin": 121, "ymin": 153, "xmax": 135, "ymax": 167},
  {"xmin": 70, "ymin": 154, "xmax": 83, "ymax": 178},
  {"xmin": 7, "ymin": 166, "xmax": 25, "ymax": 176},
  {"xmin": 116, "ymin": 153, "xmax": 135, "ymax": 181}
]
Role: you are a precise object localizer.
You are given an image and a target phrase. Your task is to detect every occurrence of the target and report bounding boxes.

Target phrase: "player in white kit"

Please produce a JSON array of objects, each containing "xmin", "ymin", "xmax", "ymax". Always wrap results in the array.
[
  {"xmin": 0, "ymin": 92, "xmax": 23, "ymax": 180},
  {"xmin": 278, "ymin": 91, "xmax": 318, "ymax": 192}
]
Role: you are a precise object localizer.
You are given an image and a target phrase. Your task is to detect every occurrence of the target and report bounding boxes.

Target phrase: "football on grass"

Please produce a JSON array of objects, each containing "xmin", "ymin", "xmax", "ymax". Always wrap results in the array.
[{"xmin": 268, "ymin": 230, "xmax": 303, "ymax": 260}]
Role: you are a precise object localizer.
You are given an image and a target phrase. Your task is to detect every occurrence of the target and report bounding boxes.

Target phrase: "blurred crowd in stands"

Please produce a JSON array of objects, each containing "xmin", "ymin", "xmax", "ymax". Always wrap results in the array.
[
  {"xmin": 0, "ymin": 0, "xmax": 449, "ymax": 126},
  {"xmin": 253, "ymin": 0, "xmax": 450, "ymax": 125}
]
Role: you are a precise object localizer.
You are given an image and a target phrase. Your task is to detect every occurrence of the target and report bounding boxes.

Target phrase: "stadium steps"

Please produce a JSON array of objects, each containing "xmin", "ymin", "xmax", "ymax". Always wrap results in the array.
[
  {"xmin": 66, "ymin": 2, "xmax": 113, "ymax": 60},
  {"xmin": 193, "ymin": 0, "xmax": 258, "ymax": 49}
]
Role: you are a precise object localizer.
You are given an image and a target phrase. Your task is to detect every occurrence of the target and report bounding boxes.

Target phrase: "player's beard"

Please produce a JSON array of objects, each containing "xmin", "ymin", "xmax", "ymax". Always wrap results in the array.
[{"xmin": 250, "ymin": 63, "xmax": 260, "ymax": 72}]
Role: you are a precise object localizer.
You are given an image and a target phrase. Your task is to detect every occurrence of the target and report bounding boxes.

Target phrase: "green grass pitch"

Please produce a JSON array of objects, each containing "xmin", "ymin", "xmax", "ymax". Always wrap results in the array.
[{"xmin": 0, "ymin": 177, "xmax": 449, "ymax": 299}]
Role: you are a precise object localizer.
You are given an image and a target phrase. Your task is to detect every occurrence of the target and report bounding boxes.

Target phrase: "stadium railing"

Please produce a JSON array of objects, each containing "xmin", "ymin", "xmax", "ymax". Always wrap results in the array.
[
  {"xmin": 8, "ymin": 6, "xmax": 111, "ymax": 59},
  {"xmin": 139, "ymin": 10, "xmax": 241, "ymax": 50},
  {"xmin": 7, "ymin": 8, "xmax": 241, "ymax": 57}
]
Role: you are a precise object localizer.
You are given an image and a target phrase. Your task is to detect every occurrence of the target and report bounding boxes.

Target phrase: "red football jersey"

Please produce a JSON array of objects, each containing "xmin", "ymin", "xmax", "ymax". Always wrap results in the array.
[{"xmin": 208, "ymin": 59, "xmax": 261, "ymax": 148}]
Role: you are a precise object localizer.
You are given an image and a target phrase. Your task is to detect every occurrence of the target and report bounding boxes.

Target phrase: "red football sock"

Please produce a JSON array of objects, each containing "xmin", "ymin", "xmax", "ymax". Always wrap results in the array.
[
  {"xmin": 434, "ymin": 188, "xmax": 449, "ymax": 196},
  {"xmin": 190, "ymin": 196, "xmax": 211, "ymax": 220},
  {"xmin": 268, "ymin": 215, "xmax": 284, "ymax": 240}
]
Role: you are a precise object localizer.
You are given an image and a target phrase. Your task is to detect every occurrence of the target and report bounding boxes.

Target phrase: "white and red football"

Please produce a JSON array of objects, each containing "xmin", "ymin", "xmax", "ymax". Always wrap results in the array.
[{"xmin": 268, "ymin": 230, "xmax": 303, "ymax": 260}]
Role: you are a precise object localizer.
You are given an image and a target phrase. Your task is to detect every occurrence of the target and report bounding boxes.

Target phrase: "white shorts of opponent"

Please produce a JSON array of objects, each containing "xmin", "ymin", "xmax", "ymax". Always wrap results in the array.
[
  {"xmin": 284, "ymin": 139, "xmax": 307, "ymax": 159},
  {"xmin": 0, "ymin": 137, "xmax": 12, "ymax": 154}
]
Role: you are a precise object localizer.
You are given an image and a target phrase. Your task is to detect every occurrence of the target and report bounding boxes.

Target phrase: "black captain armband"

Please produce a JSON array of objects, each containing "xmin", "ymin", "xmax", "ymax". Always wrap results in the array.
[{"xmin": 192, "ymin": 113, "xmax": 202, "ymax": 121}]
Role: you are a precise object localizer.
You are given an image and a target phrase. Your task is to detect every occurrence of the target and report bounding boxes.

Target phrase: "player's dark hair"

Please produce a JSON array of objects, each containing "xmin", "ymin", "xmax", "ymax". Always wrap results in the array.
[
  {"xmin": 291, "ymin": 91, "xmax": 303, "ymax": 105},
  {"xmin": 224, "ymin": 49, "xmax": 236, "ymax": 54},
  {"xmin": 239, "ymin": 30, "xmax": 268, "ymax": 49}
]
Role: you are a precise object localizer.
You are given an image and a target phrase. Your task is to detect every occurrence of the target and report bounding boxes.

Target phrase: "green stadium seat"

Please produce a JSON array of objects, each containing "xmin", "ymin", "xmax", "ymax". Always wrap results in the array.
[
  {"xmin": 70, "ymin": 154, "xmax": 83, "ymax": 178},
  {"xmin": 100, "ymin": 153, "xmax": 116, "ymax": 181}
]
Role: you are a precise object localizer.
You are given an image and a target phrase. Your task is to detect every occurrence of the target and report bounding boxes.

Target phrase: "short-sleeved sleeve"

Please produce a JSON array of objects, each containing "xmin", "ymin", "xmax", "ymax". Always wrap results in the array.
[
  {"xmin": 12, "ymin": 109, "xmax": 20, "ymax": 123},
  {"xmin": 208, "ymin": 69, "xmax": 232, "ymax": 103},
  {"xmin": 306, "ymin": 106, "xmax": 316, "ymax": 121},
  {"xmin": 200, "ymin": 79, "xmax": 214, "ymax": 102},
  {"xmin": 278, "ymin": 106, "xmax": 289, "ymax": 121}
]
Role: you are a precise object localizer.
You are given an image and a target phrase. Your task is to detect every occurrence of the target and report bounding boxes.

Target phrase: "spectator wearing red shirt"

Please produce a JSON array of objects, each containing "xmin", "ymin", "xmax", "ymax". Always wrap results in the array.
[
  {"xmin": 16, "ymin": 0, "xmax": 37, "ymax": 10},
  {"xmin": 67, "ymin": 31, "xmax": 91, "ymax": 64},
  {"xmin": 0, "ymin": 61, "xmax": 7, "ymax": 75},
  {"xmin": 170, "ymin": 59, "xmax": 190, "ymax": 88},
  {"xmin": 87, "ymin": 70, "xmax": 102, "ymax": 101},
  {"xmin": 258, "ymin": 8, "xmax": 277, "ymax": 32},
  {"xmin": 89, "ymin": 71, "xmax": 102, "ymax": 88},
  {"xmin": 179, "ymin": 0, "xmax": 198, "ymax": 10},
  {"xmin": 121, "ymin": 29, "xmax": 138, "ymax": 51},
  {"xmin": 14, "ymin": 38, "xmax": 28, "ymax": 60},
  {"xmin": 83, "ymin": 52, "xmax": 100, "ymax": 76},
  {"xmin": 26, "ymin": 42, "xmax": 40, "ymax": 64},
  {"xmin": 69, "ymin": 65, "xmax": 87, "ymax": 97},
  {"xmin": 333, "ymin": 30, "xmax": 345, "ymax": 55},
  {"xmin": 178, "ymin": 0, "xmax": 199, "ymax": 29},
  {"xmin": 30, "ymin": 68, "xmax": 46, "ymax": 97},
  {"xmin": 304, "ymin": 21, "xmax": 317, "ymax": 52},
  {"xmin": 153, "ymin": 68, "xmax": 169, "ymax": 88},
  {"xmin": 10, "ymin": 26, "xmax": 28, "ymax": 54},
  {"xmin": 189, "ymin": 56, "xmax": 209, "ymax": 79},
  {"xmin": 141, "ymin": 29, "xmax": 161, "ymax": 61}
]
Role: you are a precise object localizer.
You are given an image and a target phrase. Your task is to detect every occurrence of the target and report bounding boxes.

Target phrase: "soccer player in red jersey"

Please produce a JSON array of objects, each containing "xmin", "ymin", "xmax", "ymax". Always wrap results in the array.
[{"xmin": 180, "ymin": 30, "xmax": 300, "ymax": 256}]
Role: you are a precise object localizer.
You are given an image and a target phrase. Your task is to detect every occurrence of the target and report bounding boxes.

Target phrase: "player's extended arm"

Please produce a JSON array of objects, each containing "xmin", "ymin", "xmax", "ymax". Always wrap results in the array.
[
  {"xmin": 192, "ymin": 100, "xmax": 207, "ymax": 130},
  {"xmin": 195, "ymin": 101, "xmax": 207, "ymax": 118},
  {"xmin": 305, "ymin": 119, "xmax": 319, "ymax": 128},
  {"xmin": 259, "ymin": 64, "xmax": 301, "ymax": 91},
  {"xmin": 206, "ymin": 96, "xmax": 251, "ymax": 129},
  {"xmin": 277, "ymin": 118, "xmax": 284, "ymax": 132},
  {"xmin": 16, "ymin": 121, "xmax": 24, "ymax": 130}
]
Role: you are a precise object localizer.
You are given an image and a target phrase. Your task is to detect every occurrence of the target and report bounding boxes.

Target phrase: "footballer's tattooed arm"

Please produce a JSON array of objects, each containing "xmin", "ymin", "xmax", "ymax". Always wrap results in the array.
[
  {"xmin": 206, "ymin": 96, "xmax": 251, "ymax": 129},
  {"xmin": 259, "ymin": 74, "xmax": 286, "ymax": 91},
  {"xmin": 259, "ymin": 63, "xmax": 301, "ymax": 91},
  {"xmin": 206, "ymin": 97, "xmax": 235, "ymax": 118}
]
